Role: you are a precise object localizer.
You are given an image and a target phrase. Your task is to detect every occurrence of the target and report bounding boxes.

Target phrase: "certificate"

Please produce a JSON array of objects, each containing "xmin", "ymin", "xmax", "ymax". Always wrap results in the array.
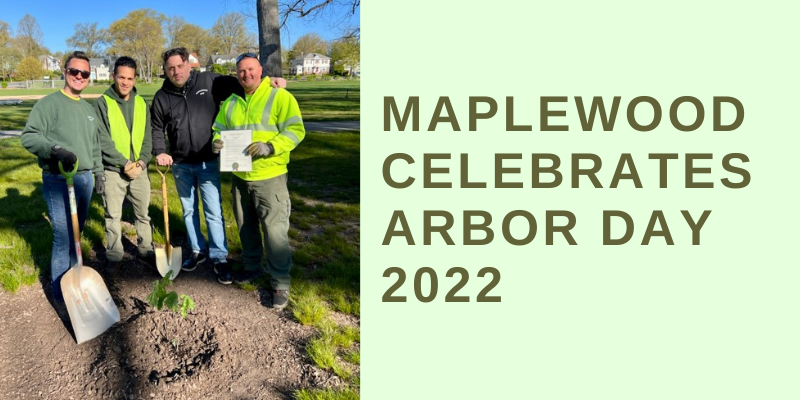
[{"xmin": 219, "ymin": 130, "xmax": 253, "ymax": 172}]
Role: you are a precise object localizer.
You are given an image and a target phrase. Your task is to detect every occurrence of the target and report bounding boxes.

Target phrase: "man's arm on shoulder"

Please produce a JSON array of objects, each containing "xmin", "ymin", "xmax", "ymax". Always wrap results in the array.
[{"xmin": 212, "ymin": 75, "xmax": 242, "ymax": 104}]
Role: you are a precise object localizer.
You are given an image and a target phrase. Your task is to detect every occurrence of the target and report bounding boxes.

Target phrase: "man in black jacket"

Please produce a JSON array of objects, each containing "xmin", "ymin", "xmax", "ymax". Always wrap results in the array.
[{"xmin": 151, "ymin": 47, "xmax": 284, "ymax": 278}]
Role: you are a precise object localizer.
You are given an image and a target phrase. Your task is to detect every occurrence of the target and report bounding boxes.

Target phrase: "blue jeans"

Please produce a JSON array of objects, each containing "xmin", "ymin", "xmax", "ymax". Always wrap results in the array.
[
  {"xmin": 42, "ymin": 171, "xmax": 93, "ymax": 303},
  {"xmin": 172, "ymin": 158, "xmax": 228, "ymax": 263}
]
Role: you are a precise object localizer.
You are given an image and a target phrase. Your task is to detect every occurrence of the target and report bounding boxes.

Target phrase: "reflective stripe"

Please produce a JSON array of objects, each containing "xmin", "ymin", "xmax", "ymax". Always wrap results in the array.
[
  {"xmin": 230, "ymin": 123, "xmax": 279, "ymax": 132},
  {"xmin": 277, "ymin": 115, "xmax": 302, "ymax": 132},
  {"xmin": 262, "ymin": 88, "xmax": 278, "ymax": 125},
  {"xmin": 280, "ymin": 129, "xmax": 301, "ymax": 145},
  {"xmin": 225, "ymin": 99, "xmax": 236, "ymax": 127},
  {"xmin": 213, "ymin": 121, "xmax": 227, "ymax": 130}
]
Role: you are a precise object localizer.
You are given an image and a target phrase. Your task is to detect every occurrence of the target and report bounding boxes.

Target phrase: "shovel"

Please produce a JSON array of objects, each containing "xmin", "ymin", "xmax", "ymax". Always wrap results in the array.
[
  {"xmin": 155, "ymin": 165, "xmax": 181, "ymax": 280},
  {"xmin": 59, "ymin": 161, "xmax": 121, "ymax": 344}
]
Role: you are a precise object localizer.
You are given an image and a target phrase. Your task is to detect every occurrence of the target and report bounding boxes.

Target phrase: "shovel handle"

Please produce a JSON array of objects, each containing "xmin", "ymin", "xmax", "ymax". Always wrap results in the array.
[
  {"xmin": 161, "ymin": 169, "xmax": 170, "ymax": 250},
  {"xmin": 59, "ymin": 160, "xmax": 82, "ymax": 267}
]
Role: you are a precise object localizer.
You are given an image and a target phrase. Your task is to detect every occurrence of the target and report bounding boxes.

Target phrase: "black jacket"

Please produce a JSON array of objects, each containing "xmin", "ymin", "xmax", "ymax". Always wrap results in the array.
[{"xmin": 151, "ymin": 70, "xmax": 243, "ymax": 164}]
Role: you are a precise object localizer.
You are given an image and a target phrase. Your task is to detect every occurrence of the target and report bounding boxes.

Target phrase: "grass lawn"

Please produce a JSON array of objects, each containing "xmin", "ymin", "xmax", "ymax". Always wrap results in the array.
[{"xmin": 0, "ymin": 79, "xmax": 359, "ymax": 130}]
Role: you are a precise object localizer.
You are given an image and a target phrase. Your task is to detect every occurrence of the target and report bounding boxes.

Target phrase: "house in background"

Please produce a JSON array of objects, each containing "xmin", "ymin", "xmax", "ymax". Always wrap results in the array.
[
  {"xmin": 38, "ymin": 55, "xmax": 61, "ymax": 72},
  {"xmin": 343, "ymin": 63, "xmax": 360, "ymax": 77},
  {"xmin": 209, "ymin": 54, "xmax": 237, "ymax": 69},
  {"xmin": 89, "ymin": 58, "xmax": 110, "ymax": 81},
  {"xmin": 291, "ymin": 53, "xmax": 331, "ymax": 76},
  {"xmin": 189, "ymin": 52, "xmax": 205, "ymax": 71}
]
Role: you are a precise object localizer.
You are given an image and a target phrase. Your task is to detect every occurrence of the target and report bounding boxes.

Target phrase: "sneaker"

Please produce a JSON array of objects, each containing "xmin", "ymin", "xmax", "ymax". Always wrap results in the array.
[
  {"xmin": 214, "ymin": 261, "xmax": 232, "ymax": 285},
  {"xmin": 233, "ymin": 269, "xmax": 265, "ymax": 285},
  {"xmin": 182, "ymin": 252, "xmax": 207, "ymax": 272},
  {"xmin": 271, "ymin": 290, "xmax": 289, "ymax": 309}
]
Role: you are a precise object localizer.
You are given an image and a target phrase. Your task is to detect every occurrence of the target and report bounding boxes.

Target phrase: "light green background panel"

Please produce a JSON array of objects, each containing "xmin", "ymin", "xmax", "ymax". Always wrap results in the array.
[{"xmin": 363, "ymin": 1, "xmax": 799, "ymax": 399}]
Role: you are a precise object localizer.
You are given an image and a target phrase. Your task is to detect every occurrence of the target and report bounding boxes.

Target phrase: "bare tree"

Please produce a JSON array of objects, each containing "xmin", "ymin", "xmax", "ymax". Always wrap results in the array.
[
  {"xmin": 211, "ymin": 12, "xmax": 257, "ymax": 55},
  {"xmin": 279, "ymin": 0, "xmax": 359, "ymax": 27},
  {"xmin": 66, "ymin": 22, "xmax": 107, "ymax": 58},
  {"xmin": 16, "ymin": 14, "xmax": 44, "ymax": 57},
  {"xmin": 163, "ymin": 16, "xmax": 186, "ymax": 49},
  {"xmin": 257, "ymin": 0, "xmax": 283, "ymax": 77},
  {"xmin": 107, "ymin": 9, "xmax": 165, "ymax": 82},
  {"xmin": 253, "ymin": 0, "xmax": 359, "ymax": 77}
]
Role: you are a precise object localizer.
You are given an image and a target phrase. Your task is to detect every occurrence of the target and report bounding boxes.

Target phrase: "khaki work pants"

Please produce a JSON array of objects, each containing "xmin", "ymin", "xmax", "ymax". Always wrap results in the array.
[{"xmin": 102, "ymin": 170, "xmax": 154, "ymax": 262}]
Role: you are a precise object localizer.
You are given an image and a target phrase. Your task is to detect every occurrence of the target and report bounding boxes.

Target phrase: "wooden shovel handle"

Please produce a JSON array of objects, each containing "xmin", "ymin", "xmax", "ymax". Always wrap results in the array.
[{"xmin": 159, "ymin": 166, "xmax": 171, "ymax": 253}]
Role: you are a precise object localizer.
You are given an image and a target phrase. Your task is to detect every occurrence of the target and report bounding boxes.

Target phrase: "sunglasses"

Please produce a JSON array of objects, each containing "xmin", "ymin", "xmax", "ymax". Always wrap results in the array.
[
  {"xmin": 236, "ymin": 52, "xmax": 258, "ymax": 64},
  {"xmin": 66, "ymin": 67, "xmax": 90, "ymax": 79}
]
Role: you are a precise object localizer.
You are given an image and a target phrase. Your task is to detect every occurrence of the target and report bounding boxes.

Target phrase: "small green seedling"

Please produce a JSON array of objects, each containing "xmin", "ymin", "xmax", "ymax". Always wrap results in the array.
[{"xmin": 146, "ymin": 271, "xmax": 196, "ymax": 319}]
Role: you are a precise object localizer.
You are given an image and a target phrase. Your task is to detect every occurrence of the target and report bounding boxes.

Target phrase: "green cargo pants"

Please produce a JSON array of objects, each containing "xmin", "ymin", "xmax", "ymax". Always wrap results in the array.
[
  {"xmin": 231, "ymin": 173, "xmax": 292, "ymax": 291},
  {"xmin": 102, "ymin": 170, "xmax": 154, "ymax": 262}
]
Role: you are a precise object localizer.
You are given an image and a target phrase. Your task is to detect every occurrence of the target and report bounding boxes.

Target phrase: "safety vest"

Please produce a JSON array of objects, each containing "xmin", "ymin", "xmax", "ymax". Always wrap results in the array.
[
  {"xmin": 213, "ymin": 82, "xmax": 305, "ymax": 181},
  {"xmin": 104, "ymin": 94, "xmax": 146, "ymax": 160}
]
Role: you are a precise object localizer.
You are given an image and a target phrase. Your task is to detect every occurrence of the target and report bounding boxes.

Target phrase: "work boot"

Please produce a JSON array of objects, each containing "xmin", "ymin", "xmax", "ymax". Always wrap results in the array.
[
  {"xmin": 214, "ymin": 261, "xmax": 232, "ymax": 285},
  {"xmin": 271, "ymin": 290, "xmax": 289, "ymax": 309},
  {"xmin": 233, "ymin": 269, "xmax": 265, "ymax": 285},
  {"xmin": 182, "ymin": 252, "xmax": 207, "ymax": 272},
  {"xmin": 104, "ymin": 259, "xmax": 121, "ymax": 276},
  {"xmin": 137, "ymin": 252, "xmax": 156, "ymax": 271}
]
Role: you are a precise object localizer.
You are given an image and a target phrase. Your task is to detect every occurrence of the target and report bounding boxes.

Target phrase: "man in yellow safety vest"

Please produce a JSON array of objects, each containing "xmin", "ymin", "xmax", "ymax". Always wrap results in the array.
[
  {"xmin": 94, "ymin": 56, "xmax": 155, "ymax": 273},
  {"xmin": 211, "ymin": 53, "xmax": 305, "ymax": 308}
]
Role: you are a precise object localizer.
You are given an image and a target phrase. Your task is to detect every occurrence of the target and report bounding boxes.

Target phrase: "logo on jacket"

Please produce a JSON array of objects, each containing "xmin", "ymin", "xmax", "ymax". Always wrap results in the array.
[
  {"xmin": 196, "ymin": 89, "xmax": 208, "ymax": 96},
  {"xmin": 87, "ymin": 116, "xmax": 95, "ymax": 122}
]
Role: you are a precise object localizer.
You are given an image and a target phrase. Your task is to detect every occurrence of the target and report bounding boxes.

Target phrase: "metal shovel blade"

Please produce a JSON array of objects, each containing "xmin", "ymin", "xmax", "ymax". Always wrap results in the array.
[
  {"xmin": 155, "ymin": 245, "xmax": 182, "ymax": 280},
  {"xmin": 61, "ymin": 265, "xmax": 121, "ymax": 344}
]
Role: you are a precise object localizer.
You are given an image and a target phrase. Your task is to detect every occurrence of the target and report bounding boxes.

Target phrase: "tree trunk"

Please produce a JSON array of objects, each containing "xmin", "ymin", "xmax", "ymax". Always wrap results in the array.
[{"xmin": 256, "ymin": 0, "xmax": 283, "ymax": 78}]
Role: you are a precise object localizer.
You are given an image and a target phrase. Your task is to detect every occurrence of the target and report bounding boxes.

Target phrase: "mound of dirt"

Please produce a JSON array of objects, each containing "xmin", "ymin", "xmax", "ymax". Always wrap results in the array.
[{"xmin": 0, "ymin": 255, "xmax": 352, "ymax": 400}]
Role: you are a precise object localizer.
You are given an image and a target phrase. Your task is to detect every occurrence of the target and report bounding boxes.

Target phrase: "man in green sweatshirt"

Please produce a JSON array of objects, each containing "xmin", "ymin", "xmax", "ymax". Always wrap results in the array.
[
  {"xmin": 21, "ymin": 51, "xmax": 105, "ymax": 318},
  {"xmin": 93, "ymin": 56, "xmax": 155, "ymax": 272}
]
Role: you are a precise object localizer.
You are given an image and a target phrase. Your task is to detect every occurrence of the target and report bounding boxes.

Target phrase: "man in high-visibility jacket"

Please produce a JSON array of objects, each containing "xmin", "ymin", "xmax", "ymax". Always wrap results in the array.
[
  {"xmin": 93, "ymin": 56, "xmax": 155, "ymax": 272},
  {"xmin": 211, "ymin": 53, "xmax": 305, "ymax": 309}
]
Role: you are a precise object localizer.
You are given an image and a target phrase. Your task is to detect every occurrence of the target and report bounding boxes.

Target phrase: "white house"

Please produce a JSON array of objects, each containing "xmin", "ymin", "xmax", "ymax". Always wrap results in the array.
[
  {"xmin": 290, "ymin": 53, "xmax": 331, "ymax": 76},
  {"xmin": 38, "ymin": 55, "xmax": 61, "ymax": 72},
  {"xmin": 209, "ymin": 54, "xmax": 237, "ymax": 67},
  {"xmin": 89, "ymin": 58, "xmax": 109, "ymax": 81}
]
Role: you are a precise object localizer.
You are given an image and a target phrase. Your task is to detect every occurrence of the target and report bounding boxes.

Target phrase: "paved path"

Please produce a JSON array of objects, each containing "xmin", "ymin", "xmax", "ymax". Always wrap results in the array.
[{"xmin": 0, "ymin": 120, "xmax": 359, "ymax": 140}]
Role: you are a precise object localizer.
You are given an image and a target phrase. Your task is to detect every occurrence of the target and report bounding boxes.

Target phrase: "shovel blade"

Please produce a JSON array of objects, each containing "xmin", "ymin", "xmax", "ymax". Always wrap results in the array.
[
  {"xmin": 156, "ymin": 246, "xmax": 182, "ymax": 280},
  {"xmin": 61, "ymin": 265, "xmax": 120, "ymax": 344}
]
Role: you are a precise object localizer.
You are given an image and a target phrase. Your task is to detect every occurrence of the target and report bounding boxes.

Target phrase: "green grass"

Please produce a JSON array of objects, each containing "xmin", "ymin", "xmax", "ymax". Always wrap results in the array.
[
  {"xmin": 295, "ymin": 388, "xmax": 360, "ymax": 400},
  {"xmin": 0, "ymin": 80, "xmax": 358, "ymax": 130}
]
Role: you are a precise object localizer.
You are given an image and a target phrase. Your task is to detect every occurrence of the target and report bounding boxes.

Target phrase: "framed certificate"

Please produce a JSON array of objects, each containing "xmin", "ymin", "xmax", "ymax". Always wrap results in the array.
[{"xmin": 219, "ymin": 130, "xmax": 253, "ymax": 172}]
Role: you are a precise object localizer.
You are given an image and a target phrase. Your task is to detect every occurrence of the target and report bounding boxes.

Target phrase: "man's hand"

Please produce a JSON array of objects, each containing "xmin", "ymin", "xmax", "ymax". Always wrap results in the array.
[
  {"xmin": 124, "ymin": 162, "xmax": 143, "ymax": 180},
  {"xmin": 212, "ymin": 139, "xmax": 224, "ymax": 154},
  {"xmin": 94, "ymin": 173, "xmax": 106, "ymax": 194},
  {"xmin": 136, "ymin": 160, "xmax": 147, "ymax": 171},
  {"xmin": 156, "ymin": 153, "xmax": 173, "ymax": 166},
  {"xmin": 51, "ymin": 145, "xmax": 77, "ymax": 172},
  {"xmin": 245, "ymin": 141, "xmax": 273, "ymax": 158},
  {"xmin": 269, "ymin": 77, "xmax": 287, "ymax": 88}
]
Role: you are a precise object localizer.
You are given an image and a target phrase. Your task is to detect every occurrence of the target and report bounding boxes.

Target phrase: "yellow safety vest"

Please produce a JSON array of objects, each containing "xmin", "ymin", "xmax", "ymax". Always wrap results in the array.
[
  {"xmin": 213, "ymin": 82, "xmax": 305, "ymax": 181},
  {"xmin": 104, "ymin": 94, "xmax": 146, "ymax": 160}
]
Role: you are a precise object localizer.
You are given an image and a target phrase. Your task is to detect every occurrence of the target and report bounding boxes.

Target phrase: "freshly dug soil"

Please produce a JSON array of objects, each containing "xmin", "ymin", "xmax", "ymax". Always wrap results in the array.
[{"xmin": 0, "ymin": 255, "xmax": 348, "ymax": 400}]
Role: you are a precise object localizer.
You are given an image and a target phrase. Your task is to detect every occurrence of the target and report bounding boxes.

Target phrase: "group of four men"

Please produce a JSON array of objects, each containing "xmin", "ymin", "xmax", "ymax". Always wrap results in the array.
[{"xmin": 21, "ymin": 48, "xmax": 305, "ymax": 314}]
